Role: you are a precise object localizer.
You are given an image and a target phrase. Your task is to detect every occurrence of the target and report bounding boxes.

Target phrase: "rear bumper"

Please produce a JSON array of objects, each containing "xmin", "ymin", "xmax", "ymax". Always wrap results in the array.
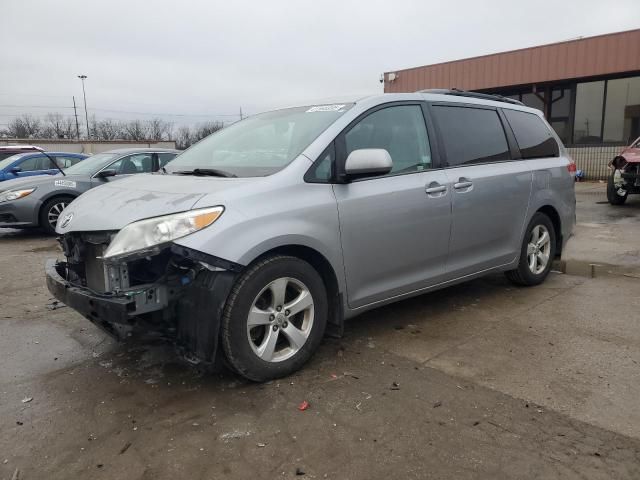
[{"xmin": 45, "ymin": 259, "xmax": 136, "ymax": 338}]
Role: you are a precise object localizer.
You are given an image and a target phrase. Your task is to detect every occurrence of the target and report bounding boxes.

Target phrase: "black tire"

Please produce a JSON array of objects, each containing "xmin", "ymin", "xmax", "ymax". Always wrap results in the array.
[
  {"xmin": 505, "ymin": 212, "xmax": 556, "ymax": 287},
  {"xmin": 39, "ymin": 196, "xmax": 75, "ymax": 235},
  {"xmin": 221, "ymin": 255, "xmax": 328, "ymax": 382},
  {"xmin": 607, "ymin": 171, "xmax": 628, "ymax": 205}
]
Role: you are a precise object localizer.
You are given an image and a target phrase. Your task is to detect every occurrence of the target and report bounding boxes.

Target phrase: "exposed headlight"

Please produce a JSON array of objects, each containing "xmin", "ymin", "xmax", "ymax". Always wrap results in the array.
[
  {"xmin": 103, "ymin": 206, "xmax": 224, "ymax": 259},
  {"xmin": 0, "ymin": 187, "xmax": 36, "ymax": 203}
]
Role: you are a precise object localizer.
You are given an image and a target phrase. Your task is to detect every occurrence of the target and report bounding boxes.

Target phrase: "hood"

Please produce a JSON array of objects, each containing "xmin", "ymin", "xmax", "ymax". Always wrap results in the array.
[
  {"xmin": 621, "ymin": 147, "xmax": 640, "ymax": 163},
  {"xmin": 57, "ymin": 173, "xmax": 256, "ymax": 233}
]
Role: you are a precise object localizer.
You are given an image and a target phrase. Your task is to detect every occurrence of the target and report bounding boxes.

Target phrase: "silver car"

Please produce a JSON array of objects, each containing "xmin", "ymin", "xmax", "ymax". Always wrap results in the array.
[
  {"xmin": 0, "ymin": 148, "xmax": 178, "ymax": 233},
  {"xmin": 45, "ymin": 91, "xmax": 575, "ymax": 381}
]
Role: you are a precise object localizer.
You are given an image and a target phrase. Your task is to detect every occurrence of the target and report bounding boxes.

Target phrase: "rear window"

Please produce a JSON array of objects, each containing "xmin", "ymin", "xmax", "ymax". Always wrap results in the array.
[
  {"xmin": 431, "ymin": 106, "xmax": 510, "ymax": 166},
  {"xmin": 504, "ymin": 109, "xmax": 559, "ymax": 159}
]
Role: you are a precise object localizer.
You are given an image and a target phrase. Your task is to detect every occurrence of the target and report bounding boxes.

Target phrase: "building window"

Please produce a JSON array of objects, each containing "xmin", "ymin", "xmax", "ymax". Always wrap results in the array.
[
  {"xmin": 521, "ymin": 92, "xmax": 545, "ymax": 112},
  {"xmin": 573, "ymin": 81, "xmax": 605, "ymax": 144},
  {"xmin": 549, "ymin": 87, "xmax": 571, "ymax": 144},
  {"xmin": 603, "ymin": 76, "xmax": 640, "ymax": 144}
]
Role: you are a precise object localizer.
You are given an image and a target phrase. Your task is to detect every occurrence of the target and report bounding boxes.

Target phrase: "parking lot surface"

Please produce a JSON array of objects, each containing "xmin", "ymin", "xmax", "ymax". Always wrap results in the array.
[{"xmin": 1, "ymin": 183, "xmax": 639, "ymax": 479}]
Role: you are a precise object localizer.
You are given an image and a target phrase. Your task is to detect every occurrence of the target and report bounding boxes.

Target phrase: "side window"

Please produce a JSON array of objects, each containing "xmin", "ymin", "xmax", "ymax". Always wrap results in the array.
[
  {"xmin": 432, "ymin": 106, "xmax": 510, "ymax": 166},
  {"xmin": 55, "ymin": 156, "xmax": 82, "ymax": 168},
  {"xmin": 18, "ymin": 155, "xmax": 44, "ymax": 171},
  {"xmin": 344, "ymin": 105, "xmax": 432, "ymax": 175},
  {"xmin": 503, "ymin": 109, "xmax": 560, "ymax": 159},
  {"xmin": 158, "ymin": 153, "xmax": 177, "ymax": 168},
  {"xmin": 109, "ymin": 153, "xmax": 154, "ymax": 174}
]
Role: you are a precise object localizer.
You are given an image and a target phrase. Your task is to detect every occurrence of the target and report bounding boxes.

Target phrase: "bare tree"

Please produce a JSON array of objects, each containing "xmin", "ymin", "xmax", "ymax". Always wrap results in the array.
[
  {"xmin": 145, "ymin": 118, "xmax": 173, "ymax": 141},
  {"xmin": 192, "ymin": 121, "xmax": 224, "ymax": 142},
  {"xmin": 175, "ymin": 125, "xmax": 193, "ymax": 150},
  {"xmin": 173, "ymin": 121, "xmax": 224, "ymax": 149},
  {"xmin": 6, "ymin": 115, "xmax": 42, "ymax": 138},
  {"xmin": 123, "ymin": 120, "xmax": 149, "ymax": 141},
  {"xmin": 41, "ymin": 113, "xmax": 76, "ymax": 139},
  {"xmin": 93, "ymin": 118, "xmax": 124, "ymax": 140}
]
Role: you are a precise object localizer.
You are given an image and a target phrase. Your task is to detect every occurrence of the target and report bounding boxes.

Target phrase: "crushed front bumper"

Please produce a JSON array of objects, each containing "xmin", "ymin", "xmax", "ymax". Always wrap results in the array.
[
  {"xmin": 46, "ymin": 251, "xmax": 241, "ymax": 365},
  {"xmin": 46, "ymin": 259, "xmax": 149, "ymax": 339}
]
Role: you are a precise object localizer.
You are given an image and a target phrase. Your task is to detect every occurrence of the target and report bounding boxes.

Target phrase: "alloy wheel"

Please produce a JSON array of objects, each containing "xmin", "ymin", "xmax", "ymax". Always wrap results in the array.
[
  {"xmin": 527, "ymin": 224, "xmax": 551, "ymax": 275},
  {"xmin": 246, "ymin": 277, "xmax": 314, "ymax": 363},
  {"xmin": 47, "ymin": 201, "xmax": 69, "ymax": 230}
]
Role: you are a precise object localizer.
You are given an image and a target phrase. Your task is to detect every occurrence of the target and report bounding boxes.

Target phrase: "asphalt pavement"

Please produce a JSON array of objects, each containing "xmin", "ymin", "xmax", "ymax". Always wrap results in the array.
[{"xmin": 1, "ymin": 182, "xmax": 639, "ymax": 479}]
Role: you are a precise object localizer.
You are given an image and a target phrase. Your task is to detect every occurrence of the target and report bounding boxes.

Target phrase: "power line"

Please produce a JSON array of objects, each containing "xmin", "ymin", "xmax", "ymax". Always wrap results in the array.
[
  {"xmin": 0, "ymin": 104, "xmax": 74, "ymax": 109},
  {"xmin": 88, "ymin": 107, "xmax": 241, "ymax": 118},
  {"xmin": 0, "ymin": 104, "xmax": 243, "ymax": 118}
]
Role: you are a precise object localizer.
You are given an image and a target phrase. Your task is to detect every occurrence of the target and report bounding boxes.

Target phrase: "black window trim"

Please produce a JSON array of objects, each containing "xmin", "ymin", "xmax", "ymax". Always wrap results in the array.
[{"xmin": 428, "ymin": 101, "xmax": 522, "ymax": 169}]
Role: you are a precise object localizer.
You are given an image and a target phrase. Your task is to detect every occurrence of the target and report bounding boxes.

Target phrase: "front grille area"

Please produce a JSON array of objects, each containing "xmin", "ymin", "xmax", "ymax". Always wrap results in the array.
[
  {"xmin": 622, "ymin": 164, "xmax": 640, "ymax": 185},
  {"xmin": 0, "ymin": 213, "xmax": 18, "ymax": 223},
  {"xmin": 84, "ymin": 243, "xmax": 108, "ymax": 292},
  {"xmin": 59, "ymin": 232, "xmax": 115, "ymax": 292},
  {"xmin": 59, "ymin": 232, "xmax": 176, "ymax": 294}
]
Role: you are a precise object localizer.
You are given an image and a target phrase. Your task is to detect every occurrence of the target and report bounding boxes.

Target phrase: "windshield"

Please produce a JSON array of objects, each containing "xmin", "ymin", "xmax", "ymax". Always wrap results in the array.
[
  {"xmin": 166, "ymin": 104, "xmax": 352, "ymax": 177},
  {"xmin": 63, "ymin": 152, "xmax": 120, "ymax": 175},
  {"xmin": 0, "ymin": 153, "xmax": 27, "ymax": 169}
]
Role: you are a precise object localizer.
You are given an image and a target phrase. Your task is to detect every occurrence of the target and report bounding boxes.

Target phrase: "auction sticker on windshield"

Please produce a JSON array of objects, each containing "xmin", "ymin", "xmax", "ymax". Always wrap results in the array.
[
  {"xmin": 54, "ymin": 180, "xmax": 77, "ymax": 188},
  {"xmin": 306, "ymin": 104, "xmax": 346, "ymax": 113}
]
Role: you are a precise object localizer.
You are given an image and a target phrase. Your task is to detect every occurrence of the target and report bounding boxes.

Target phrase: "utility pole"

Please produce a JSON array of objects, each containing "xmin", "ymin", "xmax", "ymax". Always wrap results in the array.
[
  {"xmin": 239, "ymin": 106, "xmax": 243, "ymax": 120},
  {"xmin": 78, "ymin": 75, "xmax": 90, "ymax": 139},
  {"xmin": 72, "ymin": 96, "xmax": 80, "ymax": 140}
]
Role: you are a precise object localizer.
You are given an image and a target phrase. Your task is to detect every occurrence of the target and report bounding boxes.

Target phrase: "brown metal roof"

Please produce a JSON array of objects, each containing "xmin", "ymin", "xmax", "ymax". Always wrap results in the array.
[{"xmin": 384, "ymin": 29, "xmax": 640, "ymax": 93}]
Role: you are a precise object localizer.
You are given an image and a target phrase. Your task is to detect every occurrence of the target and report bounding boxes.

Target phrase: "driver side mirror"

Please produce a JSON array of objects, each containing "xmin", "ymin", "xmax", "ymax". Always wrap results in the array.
[
  {"xmin": 344, "ymin": 149, "xmax": 393, "ymax": 180},
  {"xmin": 10, "ymin": 166, "xmax": 22, "ymax": 174},
  {"xmin": 95, "ymin": 169, "xmax": 117, "ymax": 179}
]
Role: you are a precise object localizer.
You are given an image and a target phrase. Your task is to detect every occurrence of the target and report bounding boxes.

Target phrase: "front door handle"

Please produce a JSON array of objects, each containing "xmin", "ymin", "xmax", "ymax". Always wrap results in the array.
[{"xmin": 426, "ymin": 185, "xmax": 447, "ymax": 194}]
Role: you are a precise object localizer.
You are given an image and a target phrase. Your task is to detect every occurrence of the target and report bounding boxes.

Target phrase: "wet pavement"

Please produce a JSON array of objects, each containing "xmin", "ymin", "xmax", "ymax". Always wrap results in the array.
[{"xmin": 1, "ymin": 183, "xmax": 639, "ymax": 479}]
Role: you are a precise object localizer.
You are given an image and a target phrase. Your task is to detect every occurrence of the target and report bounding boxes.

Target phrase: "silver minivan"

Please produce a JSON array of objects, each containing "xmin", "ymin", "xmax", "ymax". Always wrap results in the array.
[{"xmin": 46, "ymin": 90, "xmax": 576, "ymax": 381}]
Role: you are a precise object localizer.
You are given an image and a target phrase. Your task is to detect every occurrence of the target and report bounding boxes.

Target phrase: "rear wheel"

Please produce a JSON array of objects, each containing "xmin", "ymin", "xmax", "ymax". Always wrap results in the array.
[
  {"xmin": 221, "ymin": 255, "xmax": 328, "ymax": 381},
  {"xmin": 607, "ymin": 171, "xmax": 628, "ymax": 205},
  {"xmin": 39, "ymin": 196, "xmax": 74, "ymax": 234},
  {"xmin": 506, "ymin": 212, "xmax": 556, "ymax": 286}
]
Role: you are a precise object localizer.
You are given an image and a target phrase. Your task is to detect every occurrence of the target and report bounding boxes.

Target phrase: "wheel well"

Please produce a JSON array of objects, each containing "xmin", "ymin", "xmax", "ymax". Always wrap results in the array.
[
  {"xmin": 536, "ymin": 205, "xmax": 562, "ymax": 256},
  {"xmin": 256, "ymin": 245, "xmax": 344, "ymax": 337}
]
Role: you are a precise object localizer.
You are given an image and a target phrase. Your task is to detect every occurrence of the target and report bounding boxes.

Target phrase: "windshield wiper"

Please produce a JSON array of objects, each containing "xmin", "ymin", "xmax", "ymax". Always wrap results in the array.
[{"xmin": 173, "ymin": 168, "xmax": 237, "ymax": 178}]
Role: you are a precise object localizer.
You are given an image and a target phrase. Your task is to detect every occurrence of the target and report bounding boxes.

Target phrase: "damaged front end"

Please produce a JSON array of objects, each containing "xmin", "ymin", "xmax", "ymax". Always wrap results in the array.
[
  {"xmin": 46, "ymin": 232, "xmax": 242, "ymax": 365},
  {"xmin": 610, "ymin": 156, "xmax": 640, "ymax": 196}
]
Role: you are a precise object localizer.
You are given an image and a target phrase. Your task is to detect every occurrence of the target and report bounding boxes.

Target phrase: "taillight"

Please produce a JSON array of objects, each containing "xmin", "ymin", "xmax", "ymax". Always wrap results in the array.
[{"xmin": 567, "ymin": 158, "xmax": 576, "ymax": 176}]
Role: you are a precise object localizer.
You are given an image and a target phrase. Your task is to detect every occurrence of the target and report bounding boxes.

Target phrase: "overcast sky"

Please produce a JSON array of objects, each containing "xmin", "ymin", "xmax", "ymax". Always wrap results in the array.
[{"xmin": 1, "ymin": 0, "xmax": 637, "ymax": 128}]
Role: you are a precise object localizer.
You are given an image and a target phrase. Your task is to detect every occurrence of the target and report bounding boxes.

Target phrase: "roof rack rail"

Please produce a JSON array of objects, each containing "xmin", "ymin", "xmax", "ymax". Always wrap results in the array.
[{"xmin": 418, "ymin": 88, "xmax": 525, "ymax": 106}]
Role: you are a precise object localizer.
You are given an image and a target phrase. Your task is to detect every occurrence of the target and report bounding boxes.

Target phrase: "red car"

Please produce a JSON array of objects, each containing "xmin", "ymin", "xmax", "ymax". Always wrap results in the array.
[
  {"xmin": 0, "ymin": 145, "xmax": 41, "ymax": 161},
  {"xmin": 608, "ymin": 137, "xmax": 640, "ymax": 205}
]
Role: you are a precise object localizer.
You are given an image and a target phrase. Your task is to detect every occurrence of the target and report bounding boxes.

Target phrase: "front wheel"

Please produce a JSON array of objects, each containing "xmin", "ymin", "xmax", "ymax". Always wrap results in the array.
[
  {"xmin": 39, "ymin": 196, "xmax": 74, "ymax": 234},
  {"xmin": 607, "ymin": 171, "xmax": 628, "ymax": 205},
  {"xmin": 506, "ymin": 212, "xmax": 556, "ymax": 286},
  {"xmin": 221, "ymin": 255, "xmax": 327, "ymax": 382}
]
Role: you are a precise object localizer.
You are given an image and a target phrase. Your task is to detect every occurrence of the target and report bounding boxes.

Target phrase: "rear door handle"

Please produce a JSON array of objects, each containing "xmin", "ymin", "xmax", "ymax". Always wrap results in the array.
[{"xmin": 453, "ymin": 178, "xmax": 473, "ymax": 190}]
